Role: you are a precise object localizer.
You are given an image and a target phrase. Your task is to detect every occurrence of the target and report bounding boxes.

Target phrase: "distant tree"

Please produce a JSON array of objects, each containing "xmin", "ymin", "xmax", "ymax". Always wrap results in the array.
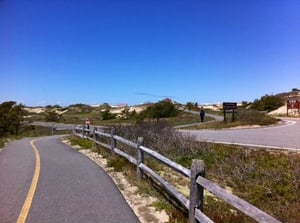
[
  {"xmin": 0, "ymin": 101, "xmax": 25, "ymax": 136},
  {"xmin": 100, "ymin": 109, "xmax": 116, "ymax": 120},
  {"xmin": 119, "ymin": 108, "xmax": 139, "ymax": 120},
  {"xmin": 241, "ymin": 101, "xmax": 250, "ymax": 108},
  {"xmin": 186, "ymin": 102, "xmax": 194, "ymax": 110},
  {"xmin": 45, "ymin": 104, "xmax": 62, "ymax": 109},
  {"xmin": 251, "ymin": 95, "xmax": 284, "ymax": 112},
  {"xmin": 129, "ymin": 110, "xmax": 138, "ymax": 120},
  {"xmin": 120, "ymin": 108, "xmax": 130, "ymax": 120},
  {"xmin": 9, "ymin": 104, "xmax": 25, "ymax": 135},
  {"xmin": 292, "ymin": 88, "xmax": 300, "ymax": 92},
  {"xmin": 45, "ymin": 111, "xmax": 61, "ymax": 122},
  {"xmin": 135, "ymin": 111, "xmax": 146, "ymax": 123},
  {"xmin": 185, "ymin": 102, "xmax": 199, "ymax": 111},
  {"xmin": 102, "ymin": 103, "xmax": 111, "ymax": 109},
  {"xmin": 143, "ymin": 100, "xmax": 179, "ymax": 122},
  {"xmin": 69, "ymin": 103, "xmax": 90, "ymax": 107},
  {"xmin": 67, "ymin": 103, "xmax": 92, "ymax": 113}
]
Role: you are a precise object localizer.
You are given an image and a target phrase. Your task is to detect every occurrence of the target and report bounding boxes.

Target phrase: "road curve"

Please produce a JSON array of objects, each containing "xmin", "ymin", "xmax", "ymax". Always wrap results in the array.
[
  {"xmin": 0, "ymin": 135, "xmax": 140, "ymax": 223},
  {"xmin": 180, "ymin": 118, "xmax": 300, "ymax": 150}
]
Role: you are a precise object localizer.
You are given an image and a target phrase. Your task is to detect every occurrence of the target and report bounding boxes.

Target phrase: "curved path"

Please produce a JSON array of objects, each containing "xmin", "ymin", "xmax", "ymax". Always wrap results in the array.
[
  {"xmin": 180, "ymin": 118, "xmax": 300, "ymax": 151},
  {"xmin": 0, "ymin": 135, "xmax": 140, "ymax": 223}
]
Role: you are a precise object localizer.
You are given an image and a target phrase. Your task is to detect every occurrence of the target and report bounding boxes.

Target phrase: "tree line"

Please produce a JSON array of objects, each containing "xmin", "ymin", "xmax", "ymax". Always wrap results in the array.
[
  {"xmin": 101, "ymin": 100, "xmax": 179, "ymax": 122},
  {"xmin": 0, "ymin": 94, "xmax": 287, "ymax": 137},
  {"xmin": 0, "ymin": 101, "xmax": 25, "ymax": 137}
]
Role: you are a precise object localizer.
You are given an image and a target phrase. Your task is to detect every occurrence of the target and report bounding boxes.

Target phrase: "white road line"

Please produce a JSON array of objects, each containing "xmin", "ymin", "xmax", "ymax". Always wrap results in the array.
[{"xmin": 201, "ymin": 140, "xmax": 299, "ymax": 152}]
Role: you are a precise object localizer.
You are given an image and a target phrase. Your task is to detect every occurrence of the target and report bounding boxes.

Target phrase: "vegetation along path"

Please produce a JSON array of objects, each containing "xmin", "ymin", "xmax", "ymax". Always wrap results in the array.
[
  {"xmin": 180, "ymin": 118, "xmax": 300, "ymax": 151},
  {"xmin": 0, "ymin": 135, "xmax": 140, "ymax": 223}
]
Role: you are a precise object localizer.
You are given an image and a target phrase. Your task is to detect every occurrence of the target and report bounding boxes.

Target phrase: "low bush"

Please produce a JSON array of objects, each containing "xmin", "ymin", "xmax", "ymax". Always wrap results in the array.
[
  {"xmin": 236, "ymin": 109, "xmax": 278, "ymax": 125},
  {"xmin": 251, "ymin": 94, "xmax": 284, "ymax": 112},
  {"xmin": 113, "ymin": 121, "xmax": 197, "ymax": 160},
  {"xmin": 100, "ymin": 109, "xmax": 117, "ymax": 120},
  {"xmin": 70, "ymin": 137, "xmax": 94, "ymax": 149},
  {"xmin": 106, "ymin": 156, "xmax": 129, "ymax": 172},
  {"xmin": 0, "ymin": 138, "xmax": 6, "ymax": 148},
  {"xmin": 139, "ymin": 100, "xmax": 179, "ymax": 122}
]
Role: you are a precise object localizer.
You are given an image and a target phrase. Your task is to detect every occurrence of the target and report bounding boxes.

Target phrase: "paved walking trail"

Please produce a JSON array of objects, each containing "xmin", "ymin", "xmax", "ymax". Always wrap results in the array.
[{"xmin": 0, "ymin": 135, "xmax": 140, "ymax": 223}]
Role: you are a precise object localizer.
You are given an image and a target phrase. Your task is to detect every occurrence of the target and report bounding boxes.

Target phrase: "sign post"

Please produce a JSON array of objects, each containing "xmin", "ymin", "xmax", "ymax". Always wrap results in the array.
[
  {"xmin": 223, "ymin": 102, "xmax": 237, "ymax": 122},
  {"xmin": 287, "ymin": 100, "xmax": 300, "ymax": 116}
]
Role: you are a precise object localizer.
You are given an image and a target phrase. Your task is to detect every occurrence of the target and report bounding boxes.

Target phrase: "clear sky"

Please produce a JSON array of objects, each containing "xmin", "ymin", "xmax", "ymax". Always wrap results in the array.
[{"xmin": 1, "ymin": 0, "xmax": 300, "ymax": 106}]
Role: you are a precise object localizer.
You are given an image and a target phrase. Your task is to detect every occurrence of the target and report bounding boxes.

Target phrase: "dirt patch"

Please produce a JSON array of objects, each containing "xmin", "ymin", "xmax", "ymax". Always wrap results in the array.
[{"xmin": 227, "ymin": 124, "xmax": 261, "ymax": 129}]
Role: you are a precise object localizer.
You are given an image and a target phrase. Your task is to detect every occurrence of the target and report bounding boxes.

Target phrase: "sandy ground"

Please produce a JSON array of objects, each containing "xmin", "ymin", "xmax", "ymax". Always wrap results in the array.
[
  {"xmin": 63, "ymin": 140, "xmax": 169, "ymax": 223},
  {"xmin": 24, "ymin": 107, "xmax": 46, "ymax": 114}
]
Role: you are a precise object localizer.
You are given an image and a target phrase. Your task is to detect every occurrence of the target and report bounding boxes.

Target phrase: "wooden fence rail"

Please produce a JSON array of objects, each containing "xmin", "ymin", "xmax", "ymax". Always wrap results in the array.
[{"xmin": 73, "ymin": 126, "xmax": 281, "ymax": 223}]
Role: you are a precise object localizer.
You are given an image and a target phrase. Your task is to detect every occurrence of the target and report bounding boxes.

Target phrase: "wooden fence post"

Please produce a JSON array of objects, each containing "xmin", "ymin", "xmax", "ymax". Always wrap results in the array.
[
  {"xmin": 110, "ymin": 128, "xmax": 116, "ymax": 154},
  {"xmin": 93, "ymin": 127, "xmax": 97, "ymax": 142},
  {"xmin": 136, "ymin": 137, "xmax": 144, "ymax": 179},
  {"xmin": 82, "ymin": 125, "xmax": 85, "ymax": 138},
  {"xmin": 51, "ymin": 123, "xmax": 55, "ymax": 135},
  {"xmin": 189, "ymin": 159, "xmax": 205, "ymax": 223}
]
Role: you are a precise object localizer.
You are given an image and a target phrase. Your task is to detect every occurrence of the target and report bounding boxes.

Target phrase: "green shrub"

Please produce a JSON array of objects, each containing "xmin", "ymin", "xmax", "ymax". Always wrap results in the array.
[
  {"xmin": 45, "ymin": 111, "xmax": 61, "ymax": 122},
  {"xmin": 0, "ymin": 138, "xmax": 6, "ymax": 148},
  {"xmin": 251, "ymin": 94, "xmax": 284, "ymax": 112},
  {"xmin": 100, "ymin": 109, "xmax": 116, "ymax": 120},
  {"xmin": 107, "ymin": 157, "xmax": 128, "ymax": 172},
  {"xmin": 0, "ymin": 101, "xmax": 25, "ymax": 136},
  {"xmin": 236, "ymin": 109, "xmax": 278, "ymax": 125},
  {"xmin": 70, "ymin": 137, "xmax": 94, "ymax": 149},
  {"xmin": 140, "ymin": 100, "xmax": 179, "ymax": 122},
  {"xmin": 185, "ymin": 102, "xmax": 199, "ymax": 111}
]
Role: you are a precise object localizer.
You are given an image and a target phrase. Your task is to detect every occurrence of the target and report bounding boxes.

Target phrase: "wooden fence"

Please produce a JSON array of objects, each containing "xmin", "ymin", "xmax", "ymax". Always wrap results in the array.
[{"xmin": 73, "ymin": 126, "xmax": 281, "ymax": 223}]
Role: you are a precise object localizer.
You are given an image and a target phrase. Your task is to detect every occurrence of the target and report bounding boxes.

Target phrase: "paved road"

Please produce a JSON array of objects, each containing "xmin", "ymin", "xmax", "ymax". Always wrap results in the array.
[
  {"xmin": 180, "ymin": 118, "xmax": 300, "ymax": 150},
  {"xmin": 0, "ymin": 135, "xmax": 140, "ymax": 223}
]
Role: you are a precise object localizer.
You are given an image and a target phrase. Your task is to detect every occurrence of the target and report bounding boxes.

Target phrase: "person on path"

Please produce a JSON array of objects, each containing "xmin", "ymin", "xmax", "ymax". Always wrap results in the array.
[
  {"xmin": 200, "ymin": 107, "xmax": 205, "ymax": 122},
  {"xmin": 86, "ymin": 118, "xmax": 90, "ymax": 129}
]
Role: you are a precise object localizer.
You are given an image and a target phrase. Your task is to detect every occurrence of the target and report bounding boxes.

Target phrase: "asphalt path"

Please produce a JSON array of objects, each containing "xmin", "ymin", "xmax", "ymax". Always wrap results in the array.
[
  {"xmin": 180, "ymin": 118, "xmax": 300, "ymax": 150},
  {"xmin": 0, "ymin": 138, "xmax": 35, "ymax": 223},
  {"xmin": 0, "ymin": 135, "xmax": 140, "ymax": 223}
]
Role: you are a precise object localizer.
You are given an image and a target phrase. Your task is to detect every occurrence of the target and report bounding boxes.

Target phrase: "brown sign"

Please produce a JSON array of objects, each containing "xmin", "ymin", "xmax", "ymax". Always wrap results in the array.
[
  {"xmin": 287, "ymin": 100, "xmax": 300, "ymax": 109},
  {"xmin": 223, "ymin": 102, "xmax": 237, "ymax": 122},
  {"xmin": 223, "ymin": 102, "xmax": 237, "ymax": 110}
]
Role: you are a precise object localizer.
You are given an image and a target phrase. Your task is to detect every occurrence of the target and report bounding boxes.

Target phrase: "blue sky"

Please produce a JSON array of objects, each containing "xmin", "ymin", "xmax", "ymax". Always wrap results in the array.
[{"xmin": 1, "ymin": 0, "xmax": 300, "ymax": 106}]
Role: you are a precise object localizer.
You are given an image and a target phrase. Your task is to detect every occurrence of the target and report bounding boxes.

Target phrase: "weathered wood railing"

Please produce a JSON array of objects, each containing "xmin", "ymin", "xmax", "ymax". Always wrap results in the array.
[{"xmin": 73, "ymin": 126, "xmax": 281, "ymax": 223}]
